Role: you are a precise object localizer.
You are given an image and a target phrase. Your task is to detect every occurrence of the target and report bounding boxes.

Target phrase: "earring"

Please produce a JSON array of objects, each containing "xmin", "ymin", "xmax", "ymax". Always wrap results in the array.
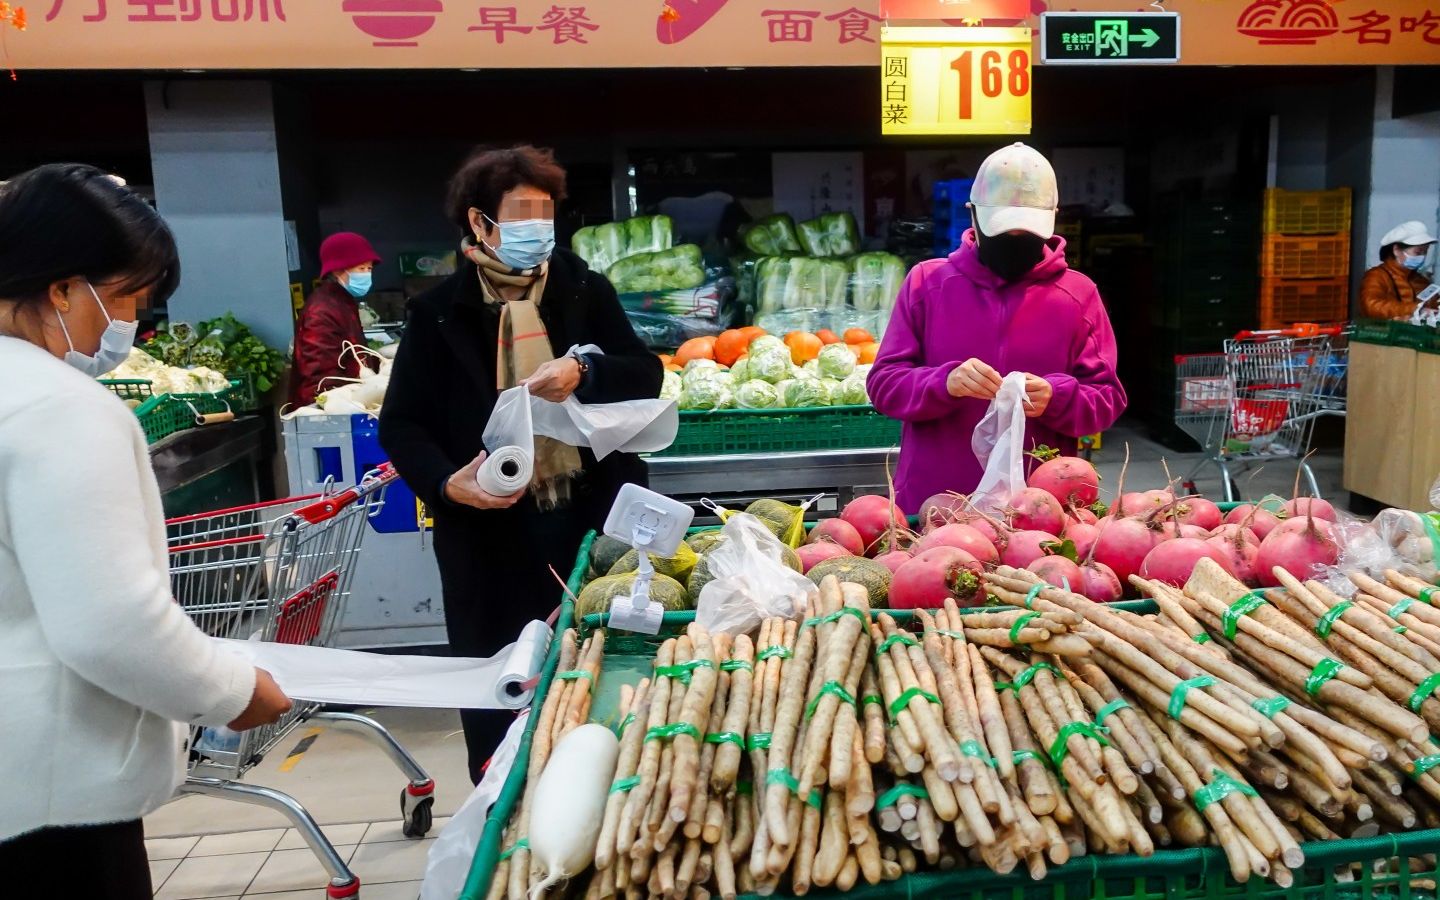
[{"xmin": 58, "ymin": 300, "xmax": 71, "ymax": 313}]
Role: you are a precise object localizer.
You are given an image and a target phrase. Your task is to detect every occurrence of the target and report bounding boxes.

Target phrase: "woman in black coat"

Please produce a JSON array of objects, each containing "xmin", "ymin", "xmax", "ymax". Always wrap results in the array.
[{"xmin": 379, "ymin": 146, "xmax": 663, "ymax": 780}]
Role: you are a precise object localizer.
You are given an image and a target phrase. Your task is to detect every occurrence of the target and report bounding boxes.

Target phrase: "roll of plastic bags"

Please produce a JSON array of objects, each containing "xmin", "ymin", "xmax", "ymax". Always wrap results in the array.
[
  {"xmin": 476, "ymin": 445, "xmax": 533, "ymax": 495},
  {"xmin": 496, "ymin": 620, "xmax": 554, "ymax": 707},
  {"xmin": 479, "ymin": 383, "xmax": 536, "ymax": 495}
]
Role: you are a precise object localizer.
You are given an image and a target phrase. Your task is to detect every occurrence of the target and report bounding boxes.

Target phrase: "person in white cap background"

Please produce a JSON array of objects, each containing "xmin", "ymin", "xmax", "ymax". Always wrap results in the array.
[
  {"xmin": 868, "ymin": 142, "xmax": 1127, "ymax": 512},
  {"xmin": 1360, "ymin": 220, "xmax": 1435, "ymax": 320}
]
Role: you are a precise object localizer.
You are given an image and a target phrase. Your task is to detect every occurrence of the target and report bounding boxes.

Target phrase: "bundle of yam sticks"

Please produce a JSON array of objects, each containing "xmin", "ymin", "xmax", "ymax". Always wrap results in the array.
[{"xmin": 492, "ymin": 563, "xmax": 1440, "ymax": 900}]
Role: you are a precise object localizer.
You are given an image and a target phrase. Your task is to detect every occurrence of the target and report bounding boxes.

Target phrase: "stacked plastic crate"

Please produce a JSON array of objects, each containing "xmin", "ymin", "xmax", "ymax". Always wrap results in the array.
[
  {"xmin": 1258, "ymin": 188, "xmax": 1352, "ymax": 329},
  {"xmin": 931, "ymin": 178, "xmax": 975, "ymax": 258}
]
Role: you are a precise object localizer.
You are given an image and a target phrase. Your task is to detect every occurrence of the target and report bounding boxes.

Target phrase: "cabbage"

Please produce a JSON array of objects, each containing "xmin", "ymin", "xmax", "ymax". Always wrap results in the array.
[
  {"xmin": 817, "ymin": 343, "xmax": 857, "ymax": 380},
  {"xmin": 819, "ymin": 378, "xmax": 843, "ymax": 405},
  {"xmin": 802, "ymin": 359, "xmax": 820, "ymax": 378},
  {"xmin": 835, "ymin": 373, "xmax": 869, "ymax": 406},
  {"xmin": 711, "ymin": 371, "xmax": 735, "ymax": 391},
  {"xmin": 748, "ymin": 347, "xmax": 792, "ymax": 384},
  {"xmin": 735, "ymin": 380, "xmax": 780, "ymax": 409},
  {"xmin": 682, "ymin": 360, "xmax": 722, "ymax": 389},
  {"xmin": 717, "ymin": 388, "xmax": 736, "ymax": 409},
  {"xmin": 679, "ymin": 379, "xmax": 728, "ymax": 411},
  {"xmin": 749, "ymin": 335, "xmax": 784, "ymax": 354},
  {"xmin": 784, "ymin": 378, "xmax": 830, "ymax": 408},
  {"xmin": 729, "ymin": 357, "xmax": 753, "ymax": 384},
  {"xmin": 683, "ymin": 358, "xmax": 719, "ymax": 374},
  {"xmin": 661, "ymin": 370, "xmax": 682, "ymax": 401}
]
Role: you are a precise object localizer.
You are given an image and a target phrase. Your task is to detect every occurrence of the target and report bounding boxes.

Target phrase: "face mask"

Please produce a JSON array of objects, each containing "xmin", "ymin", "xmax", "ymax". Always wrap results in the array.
[
  {"xmin": 484, "ymin": 215, "xmax": 556, "ymax": 271},
  {"xmin": 344, "ymin": 270, "xmax": 373, "ymax": 297},
  {"xmin": 1402, "ymin": 253, "xmax": 1427, "ymax": 271},
  {"xmin": 56, "ymin": 282, "xmax": 139, "ymax": 377},
  {"xmin": 974, "ymin": 227, "xmax": 1047, "ymax": 282}
]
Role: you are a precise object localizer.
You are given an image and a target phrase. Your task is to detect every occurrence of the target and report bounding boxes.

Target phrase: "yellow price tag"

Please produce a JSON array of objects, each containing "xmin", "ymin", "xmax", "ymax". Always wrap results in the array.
[
  {"xmin": 881, "ymin": 27, "xmax": 1032, "ymax": 137},
  {"xmin": 417, "ymin": 498, "xmax": 434, "ymax": 531}
]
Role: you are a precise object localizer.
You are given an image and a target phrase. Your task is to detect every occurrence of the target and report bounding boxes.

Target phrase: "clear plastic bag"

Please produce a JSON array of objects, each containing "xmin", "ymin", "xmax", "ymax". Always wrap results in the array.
[
  {"xmin": 696, "ymin": 513, "xmax": 818, "ymax": 635},
  {"xmin": 1431, "ymin": 473, "xmax": 1440, "ymax": 511},
  {"xmin": 969, "ymin": 371, "xmax": 1030, "ymax": 515},
  {"xmin": 1332, "ymin": 508, "xmax": 1439, "ymax": 584},
  {"xmin": 479, "ymin": 385, "xmax": 536, "ymax": 495}
]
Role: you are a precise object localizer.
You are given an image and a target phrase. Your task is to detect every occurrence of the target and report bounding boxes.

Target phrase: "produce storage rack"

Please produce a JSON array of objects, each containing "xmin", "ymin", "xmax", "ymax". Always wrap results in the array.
[
  {"xmin": 108, "ymin": 378, "xmax": 246, "ymax": 445},
  {"xmin": 458, "ymin": 529, "xmax": 1440, "ymax": 900},
  {"xmin": 655, "ymin": 405, "xmax": 900, "ymax": 458},
  {"xmin": 1257, "ymin": 189, "xmax": 1352, "ymax": 330}
]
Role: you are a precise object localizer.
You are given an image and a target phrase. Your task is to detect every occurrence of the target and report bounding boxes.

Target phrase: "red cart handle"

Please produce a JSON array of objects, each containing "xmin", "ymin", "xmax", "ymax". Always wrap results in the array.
[
  {"xmin": 291, "ymin": 462, "xmax": 398, "ymax": 525},
  {"xmin": 1233, "ymin": 323, "xmax": 1347, "ymax": 341}
]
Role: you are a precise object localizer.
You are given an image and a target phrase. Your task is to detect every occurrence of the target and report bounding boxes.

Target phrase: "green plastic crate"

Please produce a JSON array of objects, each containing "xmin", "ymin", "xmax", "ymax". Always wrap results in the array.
[
  {"xmin": 224, "ymin": 374, "xmax": 261, "ymax": 412},
  {"xmin": 1353, "ymin": 319, "xmax": 1440, "ymax": 355},
  {"xmin": 99, "ymin": 378, "xmax": 155, "ymax": 403},
  {"xmin": 170, "ymin": 380, "xmax": 243, "ymax": 421},
  {"xmin": 655, "ymin": 405, "xmax": 901, "ymax": 457},
  {"xmin": 134, "ymin": 395, "xmax": 193, "ymax": 445}
]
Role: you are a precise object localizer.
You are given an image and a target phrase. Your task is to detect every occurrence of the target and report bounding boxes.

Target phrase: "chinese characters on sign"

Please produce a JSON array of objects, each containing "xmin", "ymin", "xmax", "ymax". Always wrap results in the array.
[
  {"xmin": 467, "ymin": 6, "xmax": 598, "ymax": 44},
  {"xmin": 761, "ymin": 7, "xmax": 879, "ymax": 42},
  {"xmin": 47, "ymin": 0, "xmax": 285, "ymax": 21},
  {"xmin": 880, "ymin": 26, "xmax": 1032, "ymax": 136},
  {"xmin": 1039, "ymin": 12, "xmax": 1180, "ymax": 63},
  {"xmin": 1233, "ymin": 0, "xmax": 1440, "ymax": 47}
]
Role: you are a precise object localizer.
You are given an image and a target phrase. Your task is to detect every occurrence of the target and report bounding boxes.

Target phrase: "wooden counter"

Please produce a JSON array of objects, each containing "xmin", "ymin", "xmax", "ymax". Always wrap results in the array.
[{"xmin": 1344, "ymin": 340, "xmax": 1439, "ymax": 510}]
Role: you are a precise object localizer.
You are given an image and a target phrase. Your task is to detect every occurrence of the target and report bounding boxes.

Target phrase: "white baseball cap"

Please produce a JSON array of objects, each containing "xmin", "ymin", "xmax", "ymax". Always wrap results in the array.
[
  {"xmin": 969, "ymin": 143, "xmax": 1059, "ymax": 240},
  {"xmin": 1380, "ymin": 220, "xmax": 1437, "ymax": 248}
]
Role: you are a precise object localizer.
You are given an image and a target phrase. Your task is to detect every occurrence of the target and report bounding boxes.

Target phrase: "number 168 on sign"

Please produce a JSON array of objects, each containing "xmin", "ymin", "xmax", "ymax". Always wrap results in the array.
[{"xmin": 880, "ymin": 27, "xmax": 1032, "ymax": 136}]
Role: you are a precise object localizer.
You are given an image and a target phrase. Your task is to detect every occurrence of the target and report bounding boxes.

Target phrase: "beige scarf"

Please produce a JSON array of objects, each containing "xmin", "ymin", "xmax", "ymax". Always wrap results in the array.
[{"xmin": 462, "ymin": 237, "xmax": 583, "ymax": 509}]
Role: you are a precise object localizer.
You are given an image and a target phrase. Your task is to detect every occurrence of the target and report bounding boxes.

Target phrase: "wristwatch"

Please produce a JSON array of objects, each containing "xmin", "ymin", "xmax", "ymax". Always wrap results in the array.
[{"xmin": 568, "ymin": 348, "xmax": 591, "ymax": 377}]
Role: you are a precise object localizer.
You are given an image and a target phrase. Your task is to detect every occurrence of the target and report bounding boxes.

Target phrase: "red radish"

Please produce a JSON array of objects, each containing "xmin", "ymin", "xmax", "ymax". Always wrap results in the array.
[
  {"xmin": 999, "ymin": 530, "xmax": 1056, "ymax": 569},
  {"xmin": 1114, "ymin": 492, "xmax": 1155, "ymax": 517},
  {"xmin": 1224, "ymin": 504, "xmax": 1283, "ymax": 541},
  {"xmin": 1091, "ymin": 517, "xmax": 1159, "ymax": 585},
  {"xmin": 913, "ymin": 523, "xmax": 999, "ymax": 564},
  {"xmin": 890, "ymin": 547, "xmax": 984, "ymax": 609},
  {"xmin": 1077, "ymin": 560, "xmax": 1123, "ymax": 603},
  {"xmin": 1008, "ymin": 487, "xmax": 1066, "ymax": 535},
  {"xmin": 1209, "ymin": 523, "xmax": 1260, "ymax": 546},
  {"xmin": 1207, "ymin": 532, "xmax": 1260, "ymax": 586},
  {"xmin": 1176, "ymin": 497, "xmax": 1223, "ymax": 531},
  {"xmin": 1027, "ymin": 456, "xmax": 1101, "ymax": 507},
  {"xmin": 1157, "ymin": 521, "xmax": 1209, "ymax": 541},
  {"xmin": 873, "ymin": 550, "xmax": 913, "ymax": 575},
  {"xmin": 1064, "ymin": 522, "xmax": 1101, "ymax": 561},
  {"xmin": 1140, "ymin": 538, "xmax": 1236, "ymax": 587},
  {"xmin": 1027, "ymin": 555, "xmax": 1083, "ymax": 591},
  {"xmin": 1068, "ymin": 505, "xmax": 1099, "ymax": 526},
  {"xmin": 1254, "ymin": 515, "xmax": 1340, "ymax": 587},
  {"xmin": 807, "ymin": 518, "xmax": 864, "ymax": 557},
  {"xmin": 920, "ymin": 492, "xmax": 967, "ymax": 531},
  {"xmin": 1283, "ymin": 497, "xmax": 1336, "ymax": 521},
  {"xmin": 794, "ymin": 542, "xmax": 850, "ymax": 573},
  {"xmin": 841, "ymin": 495, "xmax": 907, "ymax": 555},
  {"xmin": 961, "ymin": 514, "xmax": 1004, "ymax": 546}
]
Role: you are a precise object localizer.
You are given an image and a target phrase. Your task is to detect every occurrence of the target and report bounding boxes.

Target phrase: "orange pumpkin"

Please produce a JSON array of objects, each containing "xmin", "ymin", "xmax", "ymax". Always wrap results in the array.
[
  {"xmin": 713, "ymin": 329, "xmax": 751, "ymax": 367},
  {"xmin": 738, "ymin": 325, "xmax": 767, "ymax": 342},
  {"xmin": 657, "ymin": 353, "xmax": 673, "ymax": 367},
  {"xmin": 844, "ymin": 327, "xmax": 875, "ymax": 345},
  {"xmin": 674, "ymin": 336, "xmax": 717, "ymax": 366},
  {"xmin": 856, "ymin": 341, "xmax": 880, "ymax": 365},
  {"xmin": 784, "ymin": 331, "xmax": 824, "ymax": 365},
  {"xmin": 815, "ymin": 328, "xmax": 841, "ymax": 345}
]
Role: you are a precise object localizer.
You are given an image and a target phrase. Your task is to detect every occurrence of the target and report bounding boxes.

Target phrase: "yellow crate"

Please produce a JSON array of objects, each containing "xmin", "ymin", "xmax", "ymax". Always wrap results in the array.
[{"xmin": 1262, "ymin": 188, "xmax": 1352, "ymax": 235}]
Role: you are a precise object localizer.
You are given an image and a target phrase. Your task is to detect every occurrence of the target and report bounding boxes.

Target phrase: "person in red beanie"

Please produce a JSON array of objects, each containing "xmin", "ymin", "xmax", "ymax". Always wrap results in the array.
[{"xmin": 290, "ymin": 232, "xmax": 382, "ymax": 409}]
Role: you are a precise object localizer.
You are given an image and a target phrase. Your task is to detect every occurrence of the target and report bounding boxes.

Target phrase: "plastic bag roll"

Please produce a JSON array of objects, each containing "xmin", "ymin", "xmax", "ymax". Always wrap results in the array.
[
  {"xmin": 476, "ymin": 444, "xmax": 532, "ymax": 495},
  {"xmin": 496, "ymin": 620, "xmax": 553, "ymax": 709}
]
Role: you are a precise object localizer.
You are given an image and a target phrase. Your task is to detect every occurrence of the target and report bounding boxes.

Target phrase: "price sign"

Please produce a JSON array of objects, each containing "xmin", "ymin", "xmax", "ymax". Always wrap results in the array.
[{"xmin": 880, "ymin": 27, "xmax": 1032, "ymax": 137}]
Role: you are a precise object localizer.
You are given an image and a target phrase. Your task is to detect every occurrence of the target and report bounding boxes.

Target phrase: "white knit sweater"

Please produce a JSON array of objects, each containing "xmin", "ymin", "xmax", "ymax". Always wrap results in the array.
[{"xmin": 0, "ymin": 338, "xmax": 256, "ymax": 842}]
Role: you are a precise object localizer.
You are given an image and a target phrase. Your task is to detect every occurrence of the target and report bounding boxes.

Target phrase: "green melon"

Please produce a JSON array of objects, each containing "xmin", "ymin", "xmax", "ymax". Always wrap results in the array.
[
  {"xmin": 686, "ymin": 529, "xmax": 727, "ymax": 555},
  {"xmin": 687, "ymin": 544, "xmax": 803, "ymax": 605},
  {"xmin": 589, "ymin": 534, "xmax": 632, "ymax": 578},
  {"xmin": 608, "ymin": 542, "xmax": 700, "ymax": 584},
  {"xmin": 577, "ymin": 572, "xmax": 690, "ymax": 620},
  {"xmin": 744, "ymin": 498, "xmax": 807, "ymax": 547},
  {"xmin": 806, "ymin": 556, "xmax": 891, "ymax": 609}
]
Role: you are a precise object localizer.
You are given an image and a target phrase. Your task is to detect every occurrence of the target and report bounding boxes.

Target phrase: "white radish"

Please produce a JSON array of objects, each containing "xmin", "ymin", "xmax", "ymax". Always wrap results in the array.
[{"xmin": 528, "ymin": 723, "xmax": 619, "ymax": 899}]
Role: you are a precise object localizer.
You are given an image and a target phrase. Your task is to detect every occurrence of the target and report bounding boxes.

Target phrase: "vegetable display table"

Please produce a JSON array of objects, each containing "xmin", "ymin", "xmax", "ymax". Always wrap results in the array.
[{"xmin": 1343, "ymin": 336, "xmax": 1440, "ymax": 510}]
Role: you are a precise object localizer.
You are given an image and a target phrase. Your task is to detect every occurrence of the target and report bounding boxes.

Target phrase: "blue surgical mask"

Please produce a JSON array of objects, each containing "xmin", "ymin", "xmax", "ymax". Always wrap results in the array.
[
  {"xmin": 57, "ymin": 281, "xmax": 138, "ymax": 377},
  {"xmin": 484, "ymin": 215, "xmax": 556, "ymax": 271},
  {"xmin": 344, "ymin": 270, "xmax": 373, "ymax": 298},
  {"xmin": 1402, "ymin": 253, "xmax": 1427, "ymax": 271}
]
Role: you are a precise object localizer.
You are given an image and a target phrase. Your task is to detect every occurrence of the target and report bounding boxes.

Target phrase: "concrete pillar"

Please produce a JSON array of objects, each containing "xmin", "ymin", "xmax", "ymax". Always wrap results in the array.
[
  {"xmin": 145, "ymin": 80, "xmax": 294, "ymax": 349},
  {"xmin": 1365, "ymin": 67, "xmax": 1440, "ymax": 269}
]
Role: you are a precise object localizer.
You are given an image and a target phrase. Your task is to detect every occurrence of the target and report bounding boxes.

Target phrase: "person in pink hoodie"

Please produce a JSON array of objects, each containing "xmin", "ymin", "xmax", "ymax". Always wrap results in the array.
[{"xmin": 868, "ymin": 143, "xmax": 1127, "ymax": 514}]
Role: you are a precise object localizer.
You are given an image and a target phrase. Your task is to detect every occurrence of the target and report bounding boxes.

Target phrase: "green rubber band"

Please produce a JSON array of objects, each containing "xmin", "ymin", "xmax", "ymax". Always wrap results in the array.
[
  {"xmin": 1095, "ymin": 698, "xmax": 1130, "ymax": 726},
  {"xmin": 803, "ymin": 606, "xmax": 868, "ymax": 629},
  {"xmin": 655, "ymin": 659, "xmax": 715, "ymax": 685},
  {"xmin": 1305, "ymin": 658, "xmax": 1346, "ymax": 696},
  {"xmin": 992, "ymin": 681, "xmax": 1014, "ymax": 692},
  {"xmin": 1193, "ymin": 632, "xmax": 1212, "ymax": 645},
  {"xmin": 875, "ymin": 632, "xmax": 919, "ymax": 656},
  {"xmin": 645, "ymin": 722, "xmax": 701, "ymax": 743},
  {"xmin": 765, "ymin": 768, "xmax": 821, "ymax": 808},
  {"xmin": 736, "ymin": 779, "xmax": 753, "ymax": 796},
  {"xmin": 555, "ymin": 669, "xmax": 592, "ymax": 683},
  {"xmin": 1009, "ymin": 612, "xmax": 1041, "ymax": 644},
  {"xmin": 705, "ymin": 731, "xmax": 745, "ymax": 748},
  {"xmin": 747, "ymin": 732, "xmax": 772, "ymax": 751},
  {"xmin": 1012, "ymin": 748, "xmax": 1046, "ymax": 768},
  {"xmin": 1023, "ymin": 583, "xmax": 1047, "ymax": 609},
  {"xmin": 757, "ymin": 645, "xmax": 793, "ymax": 661},
  {"xmin": 934, "ymin": 629, "xmax": 967, "ymax": 641},
  {"xmin": 1193, "ymin": 768, "xmax": 1258, "ymax": 812},
  {"xmin": 1421, "ymin": 586, "xmax": 1438, "ymax": 607},
  {"xmin": 1251, "ymin": 696, "xmax": 1291, "ymax": 719},
  {"xmin": 1169, "ymin": 675, "xmax": 1216, "ymax": 720},
  {"xmin": 499, "ymin": 837, "xmax": 529, "ymax": 861},
  {"xmin": 861, "ymin": 694, "xmax": 883, "ymax": 707},
  {"xmin": 805, "ymin": 680, "xmax": 857, "ymax": 720},
  {"xmin": 1390, "ymin": 597, "xmax": 1416, "ymax": 620},
  {"xmin": 1049, "ymin": 721, "xmax": 1111, "ymax": 770},
  {"xmin": 1008, "ymin": 661, "xmax": 1064, "ymax": 694},
  {"xmin": 1408, "ymin": 672, "xmax": 1440, "ymax": 712},
  {"xmin": 1222, "ymin": 591, "xmax": 1267, "ymax": 640},
  {"xmin": 1398, "ymin": 626, "xmax": 1410, "ymax": 635},
  {"xmin": 720, "ymin": 659, "xmax": 754, "ymax": 673},
  {"xmin": 1423, "ymin": 514, "xmax": 1440, "ymax": 578},
  {"xmin": 1315, "ymin": 601, "xmax": 1353, "ymax": 639},
  {"xmin": 960, "ymin": 740, "xmax": 997, "ymax": 768},
  {"xmin": 609, "ymin": 775, "xmax": 641, "ymax": 794},
  {"xmin": 619, "ymin": 713, "xmax": 637, "ymax": 733},
  {"xmin": 1412, "ymin": 755, "xmax": 1440, "ymax": 780},
  {"xmin": 888, "ymin": 685, "xmax": 941, "ymax": 717},
  {"xmin": 875, "ymin": 782, "xmax": 930, "ymax": 809}
]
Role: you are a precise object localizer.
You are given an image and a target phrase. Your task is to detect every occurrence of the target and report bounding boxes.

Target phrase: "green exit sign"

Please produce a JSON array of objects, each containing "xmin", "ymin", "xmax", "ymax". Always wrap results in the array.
[{"xmin": 1040, "ymin": 12, "xmax": 1180, "ymax": 65}]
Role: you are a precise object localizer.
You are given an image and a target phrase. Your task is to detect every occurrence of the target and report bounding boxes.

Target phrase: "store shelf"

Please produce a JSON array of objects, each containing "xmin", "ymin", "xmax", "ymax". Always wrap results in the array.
[
  {"xmin": 1260, "ymin": 233, "xmax": 1351, "ymax": 279},
  {"xmin": 1262, "ymin": 188, "xmax": 1352, "ymax": 235},
  {"xmin": 1258, "ymin": 277, "xmax": 1349, "ymax": 330},
  {"xmin": 654, "ymin": 405, "xmax": 900, "ymax": 457}
]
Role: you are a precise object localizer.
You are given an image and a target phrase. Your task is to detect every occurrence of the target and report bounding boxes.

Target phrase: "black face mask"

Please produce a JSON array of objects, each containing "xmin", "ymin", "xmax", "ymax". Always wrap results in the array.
[{"xmin": 974, "ymin": 227, "xmax": 1046, "ymax": 282}]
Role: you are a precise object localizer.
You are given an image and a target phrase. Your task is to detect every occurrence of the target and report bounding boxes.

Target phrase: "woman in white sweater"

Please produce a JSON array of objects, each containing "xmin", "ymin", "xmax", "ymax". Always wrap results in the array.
[{"xmin": 0, "ymin": 164, "xmax": 292, "ymax": 898}]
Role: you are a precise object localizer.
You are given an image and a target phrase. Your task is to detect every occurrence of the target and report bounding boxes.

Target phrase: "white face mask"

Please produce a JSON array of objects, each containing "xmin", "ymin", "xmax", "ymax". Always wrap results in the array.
[{"xmin": 55, "ymin": 282, "xmax": 138, "ymax": 377}]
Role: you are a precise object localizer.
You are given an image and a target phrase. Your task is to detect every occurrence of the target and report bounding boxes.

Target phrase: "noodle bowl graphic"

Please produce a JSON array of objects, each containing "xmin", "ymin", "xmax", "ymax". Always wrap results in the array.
[
  {"xmin": 343, "ymin": 0, "xmax": 444, "ymax": 47},
  {"xmin": 1236, "ymin": 0, "xmax": 1339, "ymax": 44}
]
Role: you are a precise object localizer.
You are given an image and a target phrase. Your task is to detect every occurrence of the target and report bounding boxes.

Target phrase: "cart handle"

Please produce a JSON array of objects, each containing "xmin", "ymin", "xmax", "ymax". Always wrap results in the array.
[
  {"xmin": 1233, "ymin": 323, "xmax": 1346, "ymax": 340},
  {"xmin": 290, "ymin": 462, "xmax": 399, "ymax": 525}
]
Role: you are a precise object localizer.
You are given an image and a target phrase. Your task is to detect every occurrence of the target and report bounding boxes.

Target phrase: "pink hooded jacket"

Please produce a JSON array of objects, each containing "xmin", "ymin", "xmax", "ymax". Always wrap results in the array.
[{"xmin": 867, "ymin": 229, "xmax": 1127, "ymax": 513}]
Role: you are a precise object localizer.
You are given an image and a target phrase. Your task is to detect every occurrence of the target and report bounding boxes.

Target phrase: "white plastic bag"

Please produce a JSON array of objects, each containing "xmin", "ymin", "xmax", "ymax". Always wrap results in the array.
[
  {"xmin": 480, "ymin": 384, "xmax": 536, "ymax": 495},
  {"xmin": 532, "ymin": 395, "xmax": 678, "ymax": 459},
  {"xmin": 696, "ymin": 513, "xmax": 817, "ymax": 634},
  {"xmin": 1333, "ymin": 507, "xmax": 1440, "ymax": 585},
  {"xmin": 969, "ymin": 371, "xmax": 1030, "ymax": 515},
  {"xmin": 419, "ymin": 710, "xmax": 529, "ymax": 900}
]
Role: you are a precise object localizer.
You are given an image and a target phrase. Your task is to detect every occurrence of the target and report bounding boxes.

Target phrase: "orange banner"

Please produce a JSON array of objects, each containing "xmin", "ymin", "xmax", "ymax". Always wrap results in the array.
[{"xmin": 5, "ymin": 0, "xmax": 1439, "ymax": 68}]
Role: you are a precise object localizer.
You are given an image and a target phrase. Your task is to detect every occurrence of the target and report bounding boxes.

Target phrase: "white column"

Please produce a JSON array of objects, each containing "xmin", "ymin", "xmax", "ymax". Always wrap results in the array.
[
  {"xmin": 145, "ymin": 80, "xmax": 294, "ymax": 349},
  {"xmin": 1365, "ymin": 67, "xmax": 1440, "ymax": 263}
]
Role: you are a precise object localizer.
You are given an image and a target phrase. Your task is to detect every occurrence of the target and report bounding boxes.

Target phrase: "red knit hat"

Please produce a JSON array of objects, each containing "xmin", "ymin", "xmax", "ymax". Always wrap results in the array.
[{"xmin": 319, "ymin": 232, "xmax": 380, "ymax": 277}]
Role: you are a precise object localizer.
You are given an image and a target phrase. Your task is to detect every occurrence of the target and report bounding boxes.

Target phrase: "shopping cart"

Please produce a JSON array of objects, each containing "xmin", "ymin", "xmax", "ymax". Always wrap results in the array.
[
  {"xmin": 1174, "ymin": 325, "xmax": 1348, "ymax": 501},
  {"xmin": 166, "ymin": 463, "xmax": 436, "ymax": 899}
]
